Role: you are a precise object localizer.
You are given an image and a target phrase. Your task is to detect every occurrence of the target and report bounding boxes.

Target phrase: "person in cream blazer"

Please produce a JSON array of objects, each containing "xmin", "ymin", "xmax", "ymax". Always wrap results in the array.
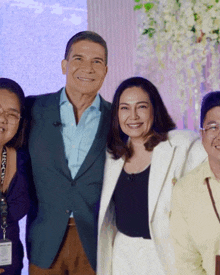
[
  {"xmin": 97, "ymin": 77, "xmax": 207, "ymax": 275},
  {"xmin": 170, "ymin": 91, "xmax": 220, "ymax": 275}
]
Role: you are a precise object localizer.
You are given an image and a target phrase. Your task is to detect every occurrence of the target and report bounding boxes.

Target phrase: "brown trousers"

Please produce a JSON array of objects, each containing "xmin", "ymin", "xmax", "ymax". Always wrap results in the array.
[{"xmin": 29, "ymin": 218, "xmax": 96, "ymax": 275}]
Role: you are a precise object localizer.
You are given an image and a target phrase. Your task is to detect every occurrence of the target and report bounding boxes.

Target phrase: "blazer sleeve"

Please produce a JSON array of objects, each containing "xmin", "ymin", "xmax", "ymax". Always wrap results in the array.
[{"xmin": 170, "ymin": 182, "xmax": 206, "ymax": 275}]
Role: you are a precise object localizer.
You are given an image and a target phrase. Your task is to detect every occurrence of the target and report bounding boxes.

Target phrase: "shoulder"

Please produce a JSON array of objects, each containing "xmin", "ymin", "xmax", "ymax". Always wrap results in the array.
[
  {"xmin": 25, "ymin": 89, "xmax": 62, "ymax": 109},
  {"xmin": 99, "ymin": 95, "xmax": 111, "ymax": 111},
  {"xmin": 15, "ymin": 148, "xmax": 32, "ymax": 176},
  {"xmin": 105, "ymin": 150, "xmax": 117, "ymax": 164},
  {"xmin": 174, "ymin": 161, "xmax": 208, "ymax": 194},
  {"xmin": 105, "ymin": 151, "xmax": 124, "ymax": 169},
  {"xmin": 168, "ymin": 129, "xmax": 199, "ymax": 146},
  {"xmin": 17, "ymin": 148, "xmax": 31, "ymax": 164}
]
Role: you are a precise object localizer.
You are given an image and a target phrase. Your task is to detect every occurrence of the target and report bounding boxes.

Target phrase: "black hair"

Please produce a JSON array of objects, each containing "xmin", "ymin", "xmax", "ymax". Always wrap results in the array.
[
  {"xmin": 64, "ymin": 31, "xmax": 108, "ymax": 64},
  {"xmin": 107, "ymin": 77, "xmax": 176, "ymax": 159},
  {"xmin": 200, "ymin": 91, "xmax": 220, "ymax": 127},
  {"xmin": 0, "ymin": 78, "xmax": 26, "ymax": 149}
]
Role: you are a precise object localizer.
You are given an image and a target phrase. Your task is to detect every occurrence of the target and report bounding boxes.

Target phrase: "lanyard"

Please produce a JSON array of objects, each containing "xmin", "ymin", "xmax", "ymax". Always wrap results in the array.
[
  {"xmin": 205, "ymin": 177, "xmax": 220, "ymax": 223},
  {"xmin": 0, "ymin": 146, "xmax": 8, "ymax": 240},
  {"xmin": 205, "ymin": 177, "xmax": 220, "ymax": 275},
  {"xmin": 0, "ymin": 147, "xmax": 12, "ymax": 268}
]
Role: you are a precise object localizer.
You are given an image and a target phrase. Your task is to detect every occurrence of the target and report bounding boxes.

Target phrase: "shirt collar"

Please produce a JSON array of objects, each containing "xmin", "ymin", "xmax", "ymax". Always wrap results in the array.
[
  {"xmin": 59, "ymin": 87, "xmax": 101, "ymax": 111},
  {"xmin": 202, "ymin": 160, "xmax": 216, "ymax": 181},
  {"xmin": 60, "ymin": 87, "xmax": 68, "ymax": 106}
]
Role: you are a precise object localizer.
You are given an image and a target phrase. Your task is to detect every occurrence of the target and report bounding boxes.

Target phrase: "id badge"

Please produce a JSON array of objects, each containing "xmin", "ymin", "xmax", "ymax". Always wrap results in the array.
[{"xmin": 0, "ymin": 239, "xmax": 12, "ymax": 266}]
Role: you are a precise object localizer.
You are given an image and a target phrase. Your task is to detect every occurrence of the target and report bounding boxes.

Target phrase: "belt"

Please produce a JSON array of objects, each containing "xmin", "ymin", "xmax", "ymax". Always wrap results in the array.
[{"xmin": 68, "ymin": 217, "xmax": 76, "ymax": 226}]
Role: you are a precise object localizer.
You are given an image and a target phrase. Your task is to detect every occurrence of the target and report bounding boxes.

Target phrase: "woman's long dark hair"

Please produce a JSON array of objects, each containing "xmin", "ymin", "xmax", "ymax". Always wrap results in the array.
[
  {"xmin": 107, "ymin": 77, "xmax": 176, "ymax": 159},
  {"xmin": 0, "ymin": 78, "xmax": 26, "ymax": 149}
]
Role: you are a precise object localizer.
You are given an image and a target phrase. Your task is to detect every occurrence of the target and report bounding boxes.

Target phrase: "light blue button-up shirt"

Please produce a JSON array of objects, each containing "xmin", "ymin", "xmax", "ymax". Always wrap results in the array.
[
  {"xmin": 60, "ymin": 87, "xmax": 101, "ymax": 179},
  {"xmin": 60, "ymin": 88, "xmax": 101, "ymax": 216}
]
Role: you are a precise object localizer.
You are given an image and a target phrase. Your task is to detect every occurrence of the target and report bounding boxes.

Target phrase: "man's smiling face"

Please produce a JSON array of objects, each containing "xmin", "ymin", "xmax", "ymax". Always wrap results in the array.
[
  {"xmin": 201, "ymin": 106, "xmax": 220, "ymax": 164},
  {"xmin": 61, "ymin": 40, "xmax": 108, "ymax": 98}
]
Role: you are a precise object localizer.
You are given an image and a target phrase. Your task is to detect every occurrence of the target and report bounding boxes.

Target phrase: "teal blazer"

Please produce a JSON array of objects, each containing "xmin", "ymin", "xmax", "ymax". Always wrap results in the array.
[{"xmin": 25, "ymin": 89, "xmax": 111, "ymax": 270}]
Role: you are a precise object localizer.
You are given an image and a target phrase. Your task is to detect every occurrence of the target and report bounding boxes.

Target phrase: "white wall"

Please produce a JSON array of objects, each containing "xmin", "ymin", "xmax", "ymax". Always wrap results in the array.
[
  {"xmin": 87, "ymin": 0, "xmax": 137, "ymax": 102},
  {"xmin": 0, "ymin": 0, "xmax": 87, "ymax": 96}
]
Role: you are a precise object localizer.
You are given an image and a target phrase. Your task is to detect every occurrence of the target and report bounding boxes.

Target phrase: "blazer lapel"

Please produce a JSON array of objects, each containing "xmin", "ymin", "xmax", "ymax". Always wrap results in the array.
[
  {"xmin": 41, "ymin": 90, "xmax": 72, "ymax": 180},
  {"xmin": 148, "ymin": 140, "xmax": 176, "ymax": 222},
  {"xmin": 74, "ymin": 97, "xmax": 111, "ymax": 181},
  {"xmin": 98, "ymin": 155, "xmax": 124, "ymax": 232}
]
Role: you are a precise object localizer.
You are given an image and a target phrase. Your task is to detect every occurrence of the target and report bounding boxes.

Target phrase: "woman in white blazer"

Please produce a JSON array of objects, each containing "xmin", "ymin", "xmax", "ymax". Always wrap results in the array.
[{"xmin": 97, "ymin": 77, "xmax": 207, "ymax": 275}]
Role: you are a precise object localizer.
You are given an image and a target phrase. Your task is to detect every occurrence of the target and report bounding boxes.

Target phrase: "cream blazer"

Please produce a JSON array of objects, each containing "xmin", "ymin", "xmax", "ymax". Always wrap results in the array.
[
  {"xmin": 170, "ymin": 161, "xmax": 220, "ymax": 275},
  {"xmin": 97, "ymin": 130, "xmax": 207, "ymax": 275}
]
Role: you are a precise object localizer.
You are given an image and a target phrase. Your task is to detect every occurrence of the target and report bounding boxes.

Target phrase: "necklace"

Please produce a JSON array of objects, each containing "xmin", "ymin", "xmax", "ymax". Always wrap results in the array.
[
  {"xmin": 1, "ymin": 146, "xmax": 7, "ymax": 192},
  {"xmin": 0, "ymin": 146, "xmax": 8, "ymax": 241}
]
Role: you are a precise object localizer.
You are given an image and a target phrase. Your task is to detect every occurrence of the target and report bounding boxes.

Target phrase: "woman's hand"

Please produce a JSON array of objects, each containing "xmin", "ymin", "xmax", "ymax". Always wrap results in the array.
[{"xmin": 0, "ymin": 268, "xmax": 5, "ymax": 274}]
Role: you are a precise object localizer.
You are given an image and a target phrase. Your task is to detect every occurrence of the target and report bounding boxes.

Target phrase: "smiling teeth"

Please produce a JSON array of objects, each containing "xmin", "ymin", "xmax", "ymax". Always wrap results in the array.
[
  {"xmin": 128, "ymin": 124, "xmax": 142, "ymax": 128},
  {"xmin": 78, "ymin": 77, "xmax": 93, "ymax": 82}
]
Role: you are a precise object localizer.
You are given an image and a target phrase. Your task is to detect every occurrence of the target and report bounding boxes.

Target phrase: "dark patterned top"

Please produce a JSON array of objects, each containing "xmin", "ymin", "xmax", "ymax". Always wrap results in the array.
[
  {"xmin": 0, "ymin": 148, "xmax": 31, "ymax": 271},
  {"xmin": 113, "ymin": 165, "xmax": 151, "ymax": 239}
]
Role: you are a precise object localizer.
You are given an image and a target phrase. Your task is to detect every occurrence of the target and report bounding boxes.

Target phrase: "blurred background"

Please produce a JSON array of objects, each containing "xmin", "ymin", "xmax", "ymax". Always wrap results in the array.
[{"xmin": 0, "ymin": 0, "xmax": 219, "ymax": 273}]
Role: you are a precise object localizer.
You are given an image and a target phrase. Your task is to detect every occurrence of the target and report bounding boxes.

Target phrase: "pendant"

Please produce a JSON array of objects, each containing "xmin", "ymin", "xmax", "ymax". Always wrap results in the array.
[{"xmin": 172, "ymin": 177, "xmax": 177, "ymax": 185}]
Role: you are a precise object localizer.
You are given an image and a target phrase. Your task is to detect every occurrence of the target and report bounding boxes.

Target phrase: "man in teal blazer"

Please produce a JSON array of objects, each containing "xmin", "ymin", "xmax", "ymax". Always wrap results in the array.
[{"xmin": 26, "ymin": 31, "xmax": 111, "ymax": 274}]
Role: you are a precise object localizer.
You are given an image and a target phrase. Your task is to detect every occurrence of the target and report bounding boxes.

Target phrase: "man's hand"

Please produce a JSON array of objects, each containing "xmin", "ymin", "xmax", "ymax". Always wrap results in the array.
[{"xmin": 0, "ymin": 268, "xmax": 5, "ymax": 274}]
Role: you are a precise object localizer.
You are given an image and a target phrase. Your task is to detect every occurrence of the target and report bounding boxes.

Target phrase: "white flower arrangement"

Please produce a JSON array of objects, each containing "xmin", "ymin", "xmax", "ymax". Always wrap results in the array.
[{"xmin": 134, "ymin": 0, "xmax": 220, "ymax": 121}]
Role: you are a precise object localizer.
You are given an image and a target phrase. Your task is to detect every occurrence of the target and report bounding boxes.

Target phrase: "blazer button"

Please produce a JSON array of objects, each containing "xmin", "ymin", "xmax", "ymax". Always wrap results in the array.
[
  {"xmin": 169, "ymin": 211, "xmax": 172, "ymax": 219},
  {"xmin": 66, "ymin": 210, "xmax": 70, "ymax": 214}
]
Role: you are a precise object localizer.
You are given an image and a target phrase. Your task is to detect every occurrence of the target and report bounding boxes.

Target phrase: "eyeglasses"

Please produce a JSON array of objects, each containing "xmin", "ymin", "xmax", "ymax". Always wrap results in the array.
[
  {"xmin": 201, "ymin": 123, "xmax": 220, "ymax": 135},
  {"xmin": 0, "ymin": 107, "xmax": 21, "ymax": 125}
]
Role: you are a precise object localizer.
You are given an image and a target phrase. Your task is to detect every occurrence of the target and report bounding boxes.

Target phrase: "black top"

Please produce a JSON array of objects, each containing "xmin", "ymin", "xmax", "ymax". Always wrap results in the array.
[
  {"xmin": 113, "ymin": 165, "xmax": 151, "ymax": 239},
  {"xmin": 0, "ymin": 149, "xmax": 31, "ymax": 271}
]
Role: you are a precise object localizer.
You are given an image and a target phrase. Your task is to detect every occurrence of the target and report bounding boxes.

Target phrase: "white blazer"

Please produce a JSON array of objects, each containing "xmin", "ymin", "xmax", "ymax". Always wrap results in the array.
[{"xmin": 97, "ymin": 130, "xmax": 207, "ymax": 275}]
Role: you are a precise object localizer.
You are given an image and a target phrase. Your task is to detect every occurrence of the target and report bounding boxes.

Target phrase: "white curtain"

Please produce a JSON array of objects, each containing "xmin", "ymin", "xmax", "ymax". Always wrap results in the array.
[{"xmin": 87, "ymin": 0, "xmax": 137, "ymax": 102}]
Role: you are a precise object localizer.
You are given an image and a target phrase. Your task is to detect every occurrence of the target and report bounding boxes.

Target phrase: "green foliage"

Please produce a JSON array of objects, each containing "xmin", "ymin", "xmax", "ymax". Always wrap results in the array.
[
  {"xmin": 213, "ymin": 29, "xmax": 219, "ymax": 34},
  {"xmin": 176, "ymin": 0, "xmax": 181, "ymax": 8},
  {"xmin": 191, "ymin": 26, "xmax": 196, "ymax": 32},
  {"xmin": 134, "ymin": 4, "xmax": 143, "ymax": 10},
  {"xmin": 142, "ymin": 29, "xmax": 149, "ymax": 35},
  {"xmin": 142, "ymin": 27, "xmax": 155, "ymax": 37},
  {"xmin": 150, "ymin": 19, "xmax": 155, "ymax": 26},
  {"xmin": 134, "ymin": 1, "xmax": 154, "ymax": 12},
  {"xmin": 144, "ymin": 3, "xmax": 154, "ymax": 12},
  {"xmin": 213, "ymin": 29, "xmax": 220, "ymax": 43},
  {"xmin": 194, "ymin": 13, "xmax": 198, "ymax": 21},
  {"xmin": 134, "ymin": 0, "xmax": 220, "ymax": 41}
]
